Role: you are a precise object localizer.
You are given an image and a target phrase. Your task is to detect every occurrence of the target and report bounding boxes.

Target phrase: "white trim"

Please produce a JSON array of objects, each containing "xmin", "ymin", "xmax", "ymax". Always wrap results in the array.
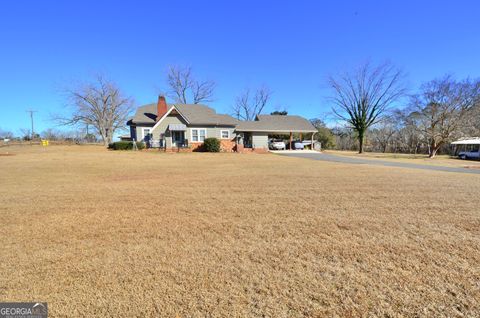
[
  {"xmin": 220, "ymin": 130, "xmax": 230, "ymax": 139},
  {"xmin": 190, "ymin": 128, "xmax": 207, "ymax": 143},
  {"xmin": 150, "ymin": 105, "xmax": 190, "ymax": 132}
]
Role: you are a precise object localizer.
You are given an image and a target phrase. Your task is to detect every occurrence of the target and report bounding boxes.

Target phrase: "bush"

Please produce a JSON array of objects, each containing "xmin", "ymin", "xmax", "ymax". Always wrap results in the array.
[
  {"xmin": 203, "ymin": 138, "xmax": 220, "ymax": 152},
  {"xmin": 108, "ymin": 141, "xmax": 145, "ymax": 150},
  {"xmin": 316, "ymin": 127, "xmax": 336, "ymax": 149}
]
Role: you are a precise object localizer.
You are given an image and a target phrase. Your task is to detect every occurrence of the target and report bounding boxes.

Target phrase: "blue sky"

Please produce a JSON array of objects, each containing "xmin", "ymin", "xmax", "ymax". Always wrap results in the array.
[{"xmin": 1, "ymin": 0, "xmax": 479, "ymax": 135}]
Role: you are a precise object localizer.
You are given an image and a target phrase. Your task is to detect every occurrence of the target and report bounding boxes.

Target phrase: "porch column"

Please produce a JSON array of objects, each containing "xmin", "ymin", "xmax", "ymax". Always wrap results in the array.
[
  {"xmin": 289, "ymin": 132, "xmax": 293, "ymax": 150},
  {"xmin": 311, "ymin": 133, "xmax": 314, "ymax": 150}
]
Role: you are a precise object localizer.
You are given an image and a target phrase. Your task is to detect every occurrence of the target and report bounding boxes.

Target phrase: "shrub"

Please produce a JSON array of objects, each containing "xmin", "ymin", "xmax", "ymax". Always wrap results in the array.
[
  {"xmin": 108, "ymin": 141, "xmax": 145, "ymax": 150},
  {"xmin": 203, "ymin": 138, "xmax": 220, "ymax": 152},
  {"xmin": 316, "ymin": 127, "xmax": 336, "ymax": 149}
]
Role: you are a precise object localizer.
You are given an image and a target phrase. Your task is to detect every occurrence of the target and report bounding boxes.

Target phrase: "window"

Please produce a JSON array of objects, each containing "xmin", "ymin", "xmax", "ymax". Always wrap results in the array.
[
  {"xmin": 143, "ymin": 128, "xmax": 151, "ymax": 139},
  {"xmin": 191, "ymin": 128, "xmax": 207, "ymax": 142},
  {"xmin": 221, "ymin": 130, "xmax": 230, "ymax": 139}
]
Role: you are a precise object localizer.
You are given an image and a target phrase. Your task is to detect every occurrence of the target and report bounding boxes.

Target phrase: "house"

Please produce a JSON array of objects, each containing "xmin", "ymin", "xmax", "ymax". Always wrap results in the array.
[{"xmin": 127, "ymin": 96, "xmax": 317, "ymax": 152}]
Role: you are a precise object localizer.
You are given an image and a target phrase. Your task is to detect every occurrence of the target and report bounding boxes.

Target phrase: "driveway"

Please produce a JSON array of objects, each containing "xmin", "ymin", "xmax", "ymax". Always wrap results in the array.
[{"xmin": 274, "ymin": 151, "xmax": 480, "ymax": 175}]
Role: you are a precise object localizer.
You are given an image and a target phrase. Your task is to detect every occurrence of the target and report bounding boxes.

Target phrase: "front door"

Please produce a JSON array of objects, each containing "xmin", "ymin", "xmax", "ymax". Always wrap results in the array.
[
  {"xmin": 243, "ymin": 132, "xmax": 252, "ymax": 148},
  {"xmin": 172, "ymin": 131, "xmax": 185, "ymax": 147}
]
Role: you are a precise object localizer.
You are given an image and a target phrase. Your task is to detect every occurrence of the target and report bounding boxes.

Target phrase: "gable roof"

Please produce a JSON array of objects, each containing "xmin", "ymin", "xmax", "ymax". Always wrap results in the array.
[
  {"xmin": 129, "ymin": 103, "xmax": 238, "ymax": 126},
  {"xmin": 235, "ymin": 115, "xmax": 317, "ymax": 133}
]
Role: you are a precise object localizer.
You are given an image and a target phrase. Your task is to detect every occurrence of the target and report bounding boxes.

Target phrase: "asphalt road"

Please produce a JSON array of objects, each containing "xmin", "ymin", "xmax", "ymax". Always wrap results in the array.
[{"xmin": 275, "ymin": 152, "xmax": 480, "ymax": 175}]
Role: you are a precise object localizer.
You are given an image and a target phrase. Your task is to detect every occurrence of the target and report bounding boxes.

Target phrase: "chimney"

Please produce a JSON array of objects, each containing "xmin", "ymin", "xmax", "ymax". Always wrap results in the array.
[{"xmin": 156, "ymin": 95, "xmax": 168, "ymax": 121}]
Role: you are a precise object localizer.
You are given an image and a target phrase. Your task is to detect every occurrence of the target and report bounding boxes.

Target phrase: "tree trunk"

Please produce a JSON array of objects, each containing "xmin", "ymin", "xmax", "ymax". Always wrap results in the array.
[
  {"xmin": 429, "ymin": 140, "xmax": 439, "ymax": 158},
  {"xmin": 429, "ymin": 147, "xmax": 439, "ymax": 158},
  {"xmin": 358, "ymin": 130, "xmax": 365, "ymax": 154},
  {"xmin": 101, "ymin": 135, "xmax": 109, "ymax": 147}
]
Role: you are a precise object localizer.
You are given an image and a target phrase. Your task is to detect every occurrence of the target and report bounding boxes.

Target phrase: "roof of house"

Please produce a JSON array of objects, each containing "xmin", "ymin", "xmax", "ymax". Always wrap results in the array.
[
  {"xmin": 235, "ymin": 115, "xmax": 317, "ymax": 133},
  {"xmin": 129, "ymin": 103, "xmax": 238, "ymax": 126}
]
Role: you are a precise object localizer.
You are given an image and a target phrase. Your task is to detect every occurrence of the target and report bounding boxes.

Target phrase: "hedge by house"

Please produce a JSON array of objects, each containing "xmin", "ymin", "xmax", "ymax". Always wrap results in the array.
[
  {"xmin": 108, "ymin": 141, "xmax": 146, "ymax": 150},
  {"xmin": 203, "ymin": 138, "xmax": 220, "ymax": 152}
]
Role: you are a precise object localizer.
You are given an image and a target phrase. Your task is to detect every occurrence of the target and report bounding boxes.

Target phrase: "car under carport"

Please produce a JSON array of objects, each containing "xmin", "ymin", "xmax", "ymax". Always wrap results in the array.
[{"xmin": 234, "ymin": 115, "xmax": 318, "ymax": 152}]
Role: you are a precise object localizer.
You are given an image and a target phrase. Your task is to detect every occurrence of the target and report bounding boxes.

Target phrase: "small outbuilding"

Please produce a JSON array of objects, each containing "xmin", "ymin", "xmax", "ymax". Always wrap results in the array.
[{"xmin": 451, "ymin": 137, "xmax": 480, "ymax": 157}]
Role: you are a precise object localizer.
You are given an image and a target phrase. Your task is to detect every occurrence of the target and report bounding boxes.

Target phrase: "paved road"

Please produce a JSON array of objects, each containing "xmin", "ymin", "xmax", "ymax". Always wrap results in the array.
[{"xmin": 276, "ymin": 152, "xmax": 480, "ymax": 175}]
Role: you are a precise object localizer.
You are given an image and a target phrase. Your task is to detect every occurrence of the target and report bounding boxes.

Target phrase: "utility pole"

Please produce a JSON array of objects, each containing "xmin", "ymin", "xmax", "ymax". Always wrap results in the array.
[{"xmin": 26, "ymin": 110, "xmax": 38, "ymax": 141}]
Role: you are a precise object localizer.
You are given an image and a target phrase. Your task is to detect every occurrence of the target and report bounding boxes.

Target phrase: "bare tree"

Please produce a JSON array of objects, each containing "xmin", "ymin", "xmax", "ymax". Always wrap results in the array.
[
  {"xmin": 461, "ymin": 101, "xmax": 480, "ymax": 137},
  {"xmin": 166, "ymin": 65, "xmax": 215, "ymax": 104},
  {"xmin": 370, "ymin": 117, "xmax": 397, "ymax": 153},
  {"xmin": 411, "ymin": 75, "xmax": 480, "ymax": 158},
  {"xmin": 232, "ymin": 86, "xmax": 272, "ymax": 121},
  {"xmin": 19, "ymin": 128, "xmax": 32, "ymax": 141},
  {"xmin": 57, "ymin": 75, "xmax": 134, "ymax": 147},
  {"xmin": 0, "ymin": 128, "xmax": 14, "ymax": 139},
  {"xmin": 329, "ymin": 61, "xmax": 406, "ymax": 153},
  {"xmin": 41, "ymin": 128, "xmax": 62, "ymax": 141}
]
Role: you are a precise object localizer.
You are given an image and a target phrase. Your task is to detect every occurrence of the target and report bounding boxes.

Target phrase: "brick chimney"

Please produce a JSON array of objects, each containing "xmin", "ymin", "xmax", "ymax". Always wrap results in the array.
[{"xmin": 156, "ymin": 95, "xmax": 168, "ymax": 121}]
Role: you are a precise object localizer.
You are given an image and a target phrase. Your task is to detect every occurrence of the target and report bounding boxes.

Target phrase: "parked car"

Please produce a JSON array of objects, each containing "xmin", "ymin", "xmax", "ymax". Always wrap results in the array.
[
  {"xmin": 286, "ymin": 140, "xmax": 305, "ymax": 150},
  {"xmin": 268, "ymin": 139, "xmax": 286, "ymax": 150},
  {"xmin": 458, "ymin": 149, "xmax": 480, "ymax": 160}
]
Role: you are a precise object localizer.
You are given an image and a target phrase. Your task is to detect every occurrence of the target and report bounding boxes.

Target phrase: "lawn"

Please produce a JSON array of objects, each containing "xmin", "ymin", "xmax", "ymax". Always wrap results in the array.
[{"xmin": 1, "ymin": 145, "xmax": 479, "ymax": 317}]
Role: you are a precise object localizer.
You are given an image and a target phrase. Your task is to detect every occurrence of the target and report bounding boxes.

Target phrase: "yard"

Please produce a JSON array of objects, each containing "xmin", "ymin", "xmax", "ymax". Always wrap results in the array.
[{"xmin": 1, "ymin": 145, "xmax": 479, "ymax": 317}]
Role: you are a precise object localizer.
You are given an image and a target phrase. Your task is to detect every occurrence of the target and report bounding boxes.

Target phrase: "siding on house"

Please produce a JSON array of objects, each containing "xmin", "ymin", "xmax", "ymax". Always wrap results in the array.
[
  {"xmin": 150, "ymin": 114, "xmax": 187, "ymax": 147},
  {"xmin": 186, "ymin": 126, "xmax": 236, "ymax": 142},
  {"xmin": 139, "ymin": 114, "xmax": 237, "ymax": 147}
]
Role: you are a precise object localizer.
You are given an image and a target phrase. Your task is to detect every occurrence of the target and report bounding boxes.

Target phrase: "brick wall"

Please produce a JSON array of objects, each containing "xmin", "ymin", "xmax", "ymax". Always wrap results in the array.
[{"xmin": 220, "ymin": 139, "xmax": 236, "ymax": 152}]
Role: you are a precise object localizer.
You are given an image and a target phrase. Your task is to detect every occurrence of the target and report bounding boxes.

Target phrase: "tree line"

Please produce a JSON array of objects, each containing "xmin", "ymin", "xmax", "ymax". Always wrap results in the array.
[
  {"xmin": 3, "ymin": 62, "xmax": 478, "ymax": 155},
  {"xmin": 318, "ymin": 64, "xmax": 480, "ymax": 157}
]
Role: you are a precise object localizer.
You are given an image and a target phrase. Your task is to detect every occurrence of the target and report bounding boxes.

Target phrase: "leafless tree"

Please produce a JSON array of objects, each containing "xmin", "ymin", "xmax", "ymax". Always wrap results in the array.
[
  {"xmin": 329, "ymin": 61, "xmax": 406, "ymax": 153},
  {"xmin": 166, "ymin": 65, "xmax": 215, "ymax": 104},
  {"xmin": 0, "ymin": 128, "xmax": 14, "ymax": 139},
  {"xmin": 232, "ymin": 86, "xmax": 272, "ymax": 121},
  {"xmin": 41, "ymin": 128, "xmax": 63, "ymax": 141},
  {"xmin": 19, "ymin": 128, "xmax": 32, "ymax": 140},
  {"xmin": 369, "ymin": 117, "xmax": 397, "ymax": 153},
  {"xmin": 331, "ymin": 126, "xmax": 357, "ymax": 151},
  {"xmin": 411, "ymin": 75, "xmax": 480, "ymax": 158},
  {"xmin": 57, "ymin": 75, "xmax": 134, "ymax": 147},
  {"xmin": 389, "ymin": 108, "xmax": 424, "ymax": 154},
  {"xmin": 461, "ymin": 102, "xmax": 480, "ymax": 137}
]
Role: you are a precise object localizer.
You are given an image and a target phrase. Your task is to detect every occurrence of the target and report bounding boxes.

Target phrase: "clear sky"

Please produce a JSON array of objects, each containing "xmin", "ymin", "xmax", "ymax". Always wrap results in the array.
[{"xmin": 1, "ymin": 0, "xmax": 479, "ymax": 135}]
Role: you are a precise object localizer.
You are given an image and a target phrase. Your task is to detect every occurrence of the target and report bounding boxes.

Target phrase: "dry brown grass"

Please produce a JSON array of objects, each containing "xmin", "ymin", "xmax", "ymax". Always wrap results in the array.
[{"xmin": 1, "ymin": 145, "xmax": 479, "ymax": 317}]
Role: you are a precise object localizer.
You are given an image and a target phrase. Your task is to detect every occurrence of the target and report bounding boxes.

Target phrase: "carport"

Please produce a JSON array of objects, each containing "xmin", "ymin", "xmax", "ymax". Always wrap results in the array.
[
  {"xmin": 451, "ymin": 138, "xmax": 480, "ymax": 156},
  {"xmin": 235, "ymin": 115, "xmax": 318, "ymax": 151}
]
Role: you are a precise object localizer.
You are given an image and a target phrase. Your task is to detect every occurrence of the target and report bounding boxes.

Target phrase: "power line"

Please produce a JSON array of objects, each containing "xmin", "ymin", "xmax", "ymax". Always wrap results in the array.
[{"xmin": 26, "ymin": 110, "xmax": 38, "ymax": 140}]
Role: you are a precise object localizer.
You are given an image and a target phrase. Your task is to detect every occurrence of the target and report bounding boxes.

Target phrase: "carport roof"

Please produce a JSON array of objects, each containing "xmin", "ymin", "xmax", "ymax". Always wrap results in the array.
[
  {"xmin": 451, "ymin": 138, "xmax": 480, "ymax": 145},
  {"xmin": 235, "ymin": 115, "xmax": 317, "ymax": 133}
]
